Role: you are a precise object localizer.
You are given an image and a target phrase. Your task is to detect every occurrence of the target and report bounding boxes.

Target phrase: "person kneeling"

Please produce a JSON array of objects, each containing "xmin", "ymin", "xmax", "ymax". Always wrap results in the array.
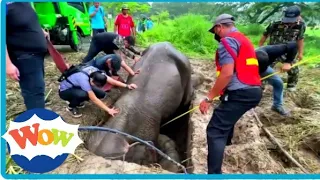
[
  {"xmin": 58, "ymin": 65, "xmax": 137, "ymax": 118},
  {"xmin": 87, "ymin": 53, "xmax": 139, "ymax": 78},
  {"xmin": 256, "ymin": 41, "xmax": 297, "ymax": 116}
]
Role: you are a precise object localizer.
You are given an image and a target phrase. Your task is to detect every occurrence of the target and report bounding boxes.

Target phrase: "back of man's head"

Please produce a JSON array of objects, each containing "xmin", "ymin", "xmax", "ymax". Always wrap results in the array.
[
  {"xmin": 90, "ymin": 71, "xmax": 107, "ymax": 87},
  {"xmin": 124, "ymin": 36, "xmax": 135, "ymax": 46},
  {"xmin": 110, "ymin": 54, "xmax": 121, "ymax": 72}
]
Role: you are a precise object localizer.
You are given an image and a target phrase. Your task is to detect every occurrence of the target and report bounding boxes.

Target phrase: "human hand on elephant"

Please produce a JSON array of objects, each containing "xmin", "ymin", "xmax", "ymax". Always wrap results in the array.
[
  {"xmin": 127, "ymin": 83, "xmax": 138, "ymax": 90},
  {"xmin": 135, "ymin": 69, "xmax": 141, "ymax": 75},
  {"xmin": 199, "ymin": 100, "xmax": 211, "ymax": 115},
  {"xmin": 107, "ymin": 107, "xmax": 119, "ymax": 117},
  {"xmin": 134, "ymin": 56, "xmax": 140, "ymax": 63}
]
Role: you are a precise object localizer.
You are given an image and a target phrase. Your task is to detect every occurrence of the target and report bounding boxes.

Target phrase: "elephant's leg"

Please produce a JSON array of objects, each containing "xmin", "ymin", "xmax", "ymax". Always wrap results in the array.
[
  {"xmin": 157, "ymin": 134, "xmax": 180, "ymax": 173},
  {"xmin": 191, "ymin": 73, "xmax": 205, "ymax": 88}
]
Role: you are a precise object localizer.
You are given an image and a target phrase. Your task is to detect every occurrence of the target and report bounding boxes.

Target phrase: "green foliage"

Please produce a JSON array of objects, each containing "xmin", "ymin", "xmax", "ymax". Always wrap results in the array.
[
  {"xmin": 138, "ymin": 14, "xmax": 319, "ymax": 67},
  {"xmin": 99, "ymin": 2, "xmax": 151, "ymax": 16},
  {"xmin": 151, "ymin": 2, "xmax": 320, "ymax": 26},
  {"xmin": 139, "ymin": 14, "xmax": 216, "ymax": 57},
  {"xmin": 237, "ymin": 24, "xmax": 265, "ymax": 36},
  {"xmin": 151, "ymin": 11, "xmax": 170, "ymax": 24}
]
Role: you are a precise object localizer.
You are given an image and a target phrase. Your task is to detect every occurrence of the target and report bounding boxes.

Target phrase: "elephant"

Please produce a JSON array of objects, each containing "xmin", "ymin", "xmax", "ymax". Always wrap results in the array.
[{"xmin": 85, "ymin": 42, "xmax": 197, "ymax": 172}]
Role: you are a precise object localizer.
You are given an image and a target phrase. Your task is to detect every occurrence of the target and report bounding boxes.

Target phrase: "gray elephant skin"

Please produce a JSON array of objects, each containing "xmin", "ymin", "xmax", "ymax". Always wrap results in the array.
[{"xmin": 85, "ymin": 42, "xmax": 194, "ymax": 170}]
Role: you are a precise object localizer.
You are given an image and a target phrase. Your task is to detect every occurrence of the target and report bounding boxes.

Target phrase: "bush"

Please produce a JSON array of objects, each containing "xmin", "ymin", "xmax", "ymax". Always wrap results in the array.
[
  {"xmin": 238, "ymin": 24, "xmax": 265, "ymax": 36},
  {"xmin": 139, "ymin": 14, "xmax": 217, "ymax": 57},
  {"xmin": 137, "ymin": 14, "xmax": 318, "ymax": 65}
]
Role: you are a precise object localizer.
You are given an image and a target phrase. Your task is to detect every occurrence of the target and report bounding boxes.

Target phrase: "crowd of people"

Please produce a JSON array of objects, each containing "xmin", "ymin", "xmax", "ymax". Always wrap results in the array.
[
  {"xmin": 89, "ymin": 2, "xmax": 154, "ymax": 38},
  {"xmin": 6, "ymin": 2, "xmax": 306, "ymax": 174}
]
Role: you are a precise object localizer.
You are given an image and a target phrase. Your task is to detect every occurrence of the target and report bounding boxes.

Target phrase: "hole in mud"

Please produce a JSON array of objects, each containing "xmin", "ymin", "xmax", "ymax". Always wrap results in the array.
[
  {"xmin": 159, "ymin": 102, "xmax": 192, "ymax": 173},
  {"xmin": 288, "ymin": 89, "xmax": 318, "ymax": 109},
  {"xmin": 106, "ymin": 102, "xmax": 193, "ymax": 173},
  {"xmin": 301, "ymin": 134, "xmax": 320, "ymax": 157},
  {"xmin": 269, "ymin": 149, "xmax": 296, "ymax": 168}
]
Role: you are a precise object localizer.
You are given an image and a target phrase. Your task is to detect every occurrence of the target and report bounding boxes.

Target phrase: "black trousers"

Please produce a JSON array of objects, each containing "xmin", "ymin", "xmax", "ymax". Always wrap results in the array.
[
  {"xmin": 12, "ymin": 53, "xmax": 45, "ymax": 110},
  {"xmin": 206, "ymin": 88, "xmax": 262, "ymax": 174},
  {"xmin": 82, "ymin": 38, "xmax": 113, "ymax": 63},
  {"xmin": 92, "ymin": 28, "xmax": 105, "ymax": 36},
  {"xmin": 59, "ymin": 86, "xmax": 106, "ymax": 108}
]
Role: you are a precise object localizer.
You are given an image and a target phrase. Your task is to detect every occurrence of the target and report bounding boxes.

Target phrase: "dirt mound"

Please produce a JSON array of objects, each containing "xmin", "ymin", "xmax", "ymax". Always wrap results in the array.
[{"xmin": 50, "ymin": 145, "xmax": 171, "ymax": 174}]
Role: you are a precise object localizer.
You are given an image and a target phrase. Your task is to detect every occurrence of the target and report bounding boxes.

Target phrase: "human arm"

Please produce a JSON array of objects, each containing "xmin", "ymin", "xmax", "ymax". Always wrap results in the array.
[
  {"xmin": 89, "ymin": 7, "xmax": 98, "ymax": 18},
  {"xmin": 259, "ymin": 23, "xmax": 272, "ymax": 47},
  {"xmin": 88, "ymin": 91, "xmax": 119, "ymax": 116},
  {"xmin": 101, "ymin": 8, "xmax": 108, "ymax": 28},
  {"xmin": 281, "ymin": 41, "xmax": 298, "ymax": 72},
  {"xmin": 199, "ymin": 38, "xmax": 239, "ymax": 114},
  {"xmin": 114, "ymin": 15, "xmax": 119, "ymax": 33},
  {"xmin": 127, "ymin": 46, "xmax": 142, "ymax": 55},
  {"xmin": 6, "ymin": 46, "xmax": 20, "ymax": 81},
  {"xmin": 131, "ymin": 17, "xmax": 136, "ymax": 37},
  {"xmin": 42, "ymin": 29, "xmax": 49, "ymax": 38},
  {"xmin": 114, "ymin": 44, "xmax": 138, "ymax": 62},
  {"xmin": 104, "ymin": 16, "xmax": 108, "ymax": 28},
  {"xmin": 77, "ymin": 76, "xmax": 119, "ymax": 116},
  {"xmin": 107, "ymin": 75, "xmax": 137, "ymax": 89},
  {"xmin": 205, "ymin": 40, "xmax": 236, "ymax": 100},
  {"xmin": 296, "ymin": 23, "xmax": 306, "ymax": 61},
  {"xmin": 120, "ymin": 59, "xmax": 139, "ymax": 76}
]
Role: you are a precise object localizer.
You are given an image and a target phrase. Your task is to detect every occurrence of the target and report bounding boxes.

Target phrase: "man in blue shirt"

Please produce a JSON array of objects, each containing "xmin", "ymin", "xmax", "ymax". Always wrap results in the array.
[
  {"xmin": 59, "ymin": 65, "xmax": 137, "ymax": 118},
  {"xmin": 146, "ymin": 17, "xmax": 153, "ymax": 30},
  {"xmin": 89, "ymin": 2, "xmax": 107, "ymax": 36},
  {"xmin": 200, "ymin": 14, "xmax": 262, "ymax": 174}
]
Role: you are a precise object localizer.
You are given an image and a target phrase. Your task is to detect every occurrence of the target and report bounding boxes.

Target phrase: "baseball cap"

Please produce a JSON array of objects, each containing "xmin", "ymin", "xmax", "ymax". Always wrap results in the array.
[
  {"xmin": 282, "ymin": 5, "xmax": 301, "ymax": 23},
  {"xmin": 122, "ymin": 4, "xmax": 129, "ymax": 10},
  {"xmin": 208, "ymin": 14, "xmax": 235, "ymax": 34},
  {"xmin": 110, "ymin": 54, "xmax": 121, "ymax": 72}
]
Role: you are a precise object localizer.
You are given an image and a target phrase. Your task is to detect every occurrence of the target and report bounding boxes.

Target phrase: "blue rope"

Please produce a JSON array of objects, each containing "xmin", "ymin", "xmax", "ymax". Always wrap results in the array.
[{"xmin": 78, "ymin": 126, "xmax": 188, "ymax": 174}]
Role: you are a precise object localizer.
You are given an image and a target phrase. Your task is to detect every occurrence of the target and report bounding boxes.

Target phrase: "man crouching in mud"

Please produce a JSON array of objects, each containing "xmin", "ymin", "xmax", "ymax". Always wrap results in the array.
[
  {"xmin": 59, "ymin": 65, "xmax": 137, "ymax": 118},
  {"xmin": 199, "ymin": 14, "xmax": 262, "ymax": 174},
  {"xmin": 256, "ymin": 41, "xmax": 298, "ymax": 117}
]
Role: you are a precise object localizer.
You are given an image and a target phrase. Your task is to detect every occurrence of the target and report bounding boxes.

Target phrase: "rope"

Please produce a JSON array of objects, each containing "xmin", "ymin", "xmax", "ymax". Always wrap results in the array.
[
  {"xmin": 161, "ymin": 55, "xmax": 320, "ymax": 128},
  {"xmin": 260, "ymin": 55, "xmax": 320, "ymax": 81},
  {"xmin": 78, "ymin": 126, "xmax": 188, "ymax": 174}
]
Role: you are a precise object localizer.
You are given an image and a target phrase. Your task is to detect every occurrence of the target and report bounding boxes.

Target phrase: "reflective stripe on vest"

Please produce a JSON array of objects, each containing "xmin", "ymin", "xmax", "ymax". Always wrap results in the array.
[{"xmin": 216, "ymin": 58, "xmax": 258, "ymax": 77}]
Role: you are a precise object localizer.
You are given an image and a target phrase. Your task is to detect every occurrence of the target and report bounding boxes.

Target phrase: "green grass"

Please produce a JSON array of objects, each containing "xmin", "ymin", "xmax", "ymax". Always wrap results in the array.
[
  {"xmin": 137, "ymin": 14, "xmax": 320, "ymax": 67},
  {"xmin": 306, "ymin": 27, "xmax": 320, "ymax": 37}
]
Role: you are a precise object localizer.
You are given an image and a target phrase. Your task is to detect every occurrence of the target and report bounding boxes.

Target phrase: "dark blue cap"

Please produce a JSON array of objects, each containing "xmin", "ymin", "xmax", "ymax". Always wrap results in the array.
[
  {"xmin": 110, "ymin": 54, "xmax": 121, "ymax": 72},
  {"xmin": 282, "ymin": 5, "xmax": 301, "ymax": 23}
]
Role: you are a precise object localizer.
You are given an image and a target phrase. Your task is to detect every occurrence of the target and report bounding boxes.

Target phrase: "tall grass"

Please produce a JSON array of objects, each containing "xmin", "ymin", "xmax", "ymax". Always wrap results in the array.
[
  {"xmin": 138, "ymin": 14, "xmax": 216, "ymax": 58},
  {"xmin": 137, "ymin": 14, "xmax": 320, "ymax": 66}
]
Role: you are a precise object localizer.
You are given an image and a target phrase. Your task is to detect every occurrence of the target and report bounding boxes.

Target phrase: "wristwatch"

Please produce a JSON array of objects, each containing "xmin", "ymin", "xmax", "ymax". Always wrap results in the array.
[{"xmin": 205, "ymin": 97, "xmax": 213, "ymax": 103}]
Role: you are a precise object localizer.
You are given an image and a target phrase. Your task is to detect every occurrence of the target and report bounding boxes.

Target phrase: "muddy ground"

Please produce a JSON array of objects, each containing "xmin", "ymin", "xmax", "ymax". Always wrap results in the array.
[{"xmin": 5, "ymin": 45, "xmax": 320, "ymax": 174}]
